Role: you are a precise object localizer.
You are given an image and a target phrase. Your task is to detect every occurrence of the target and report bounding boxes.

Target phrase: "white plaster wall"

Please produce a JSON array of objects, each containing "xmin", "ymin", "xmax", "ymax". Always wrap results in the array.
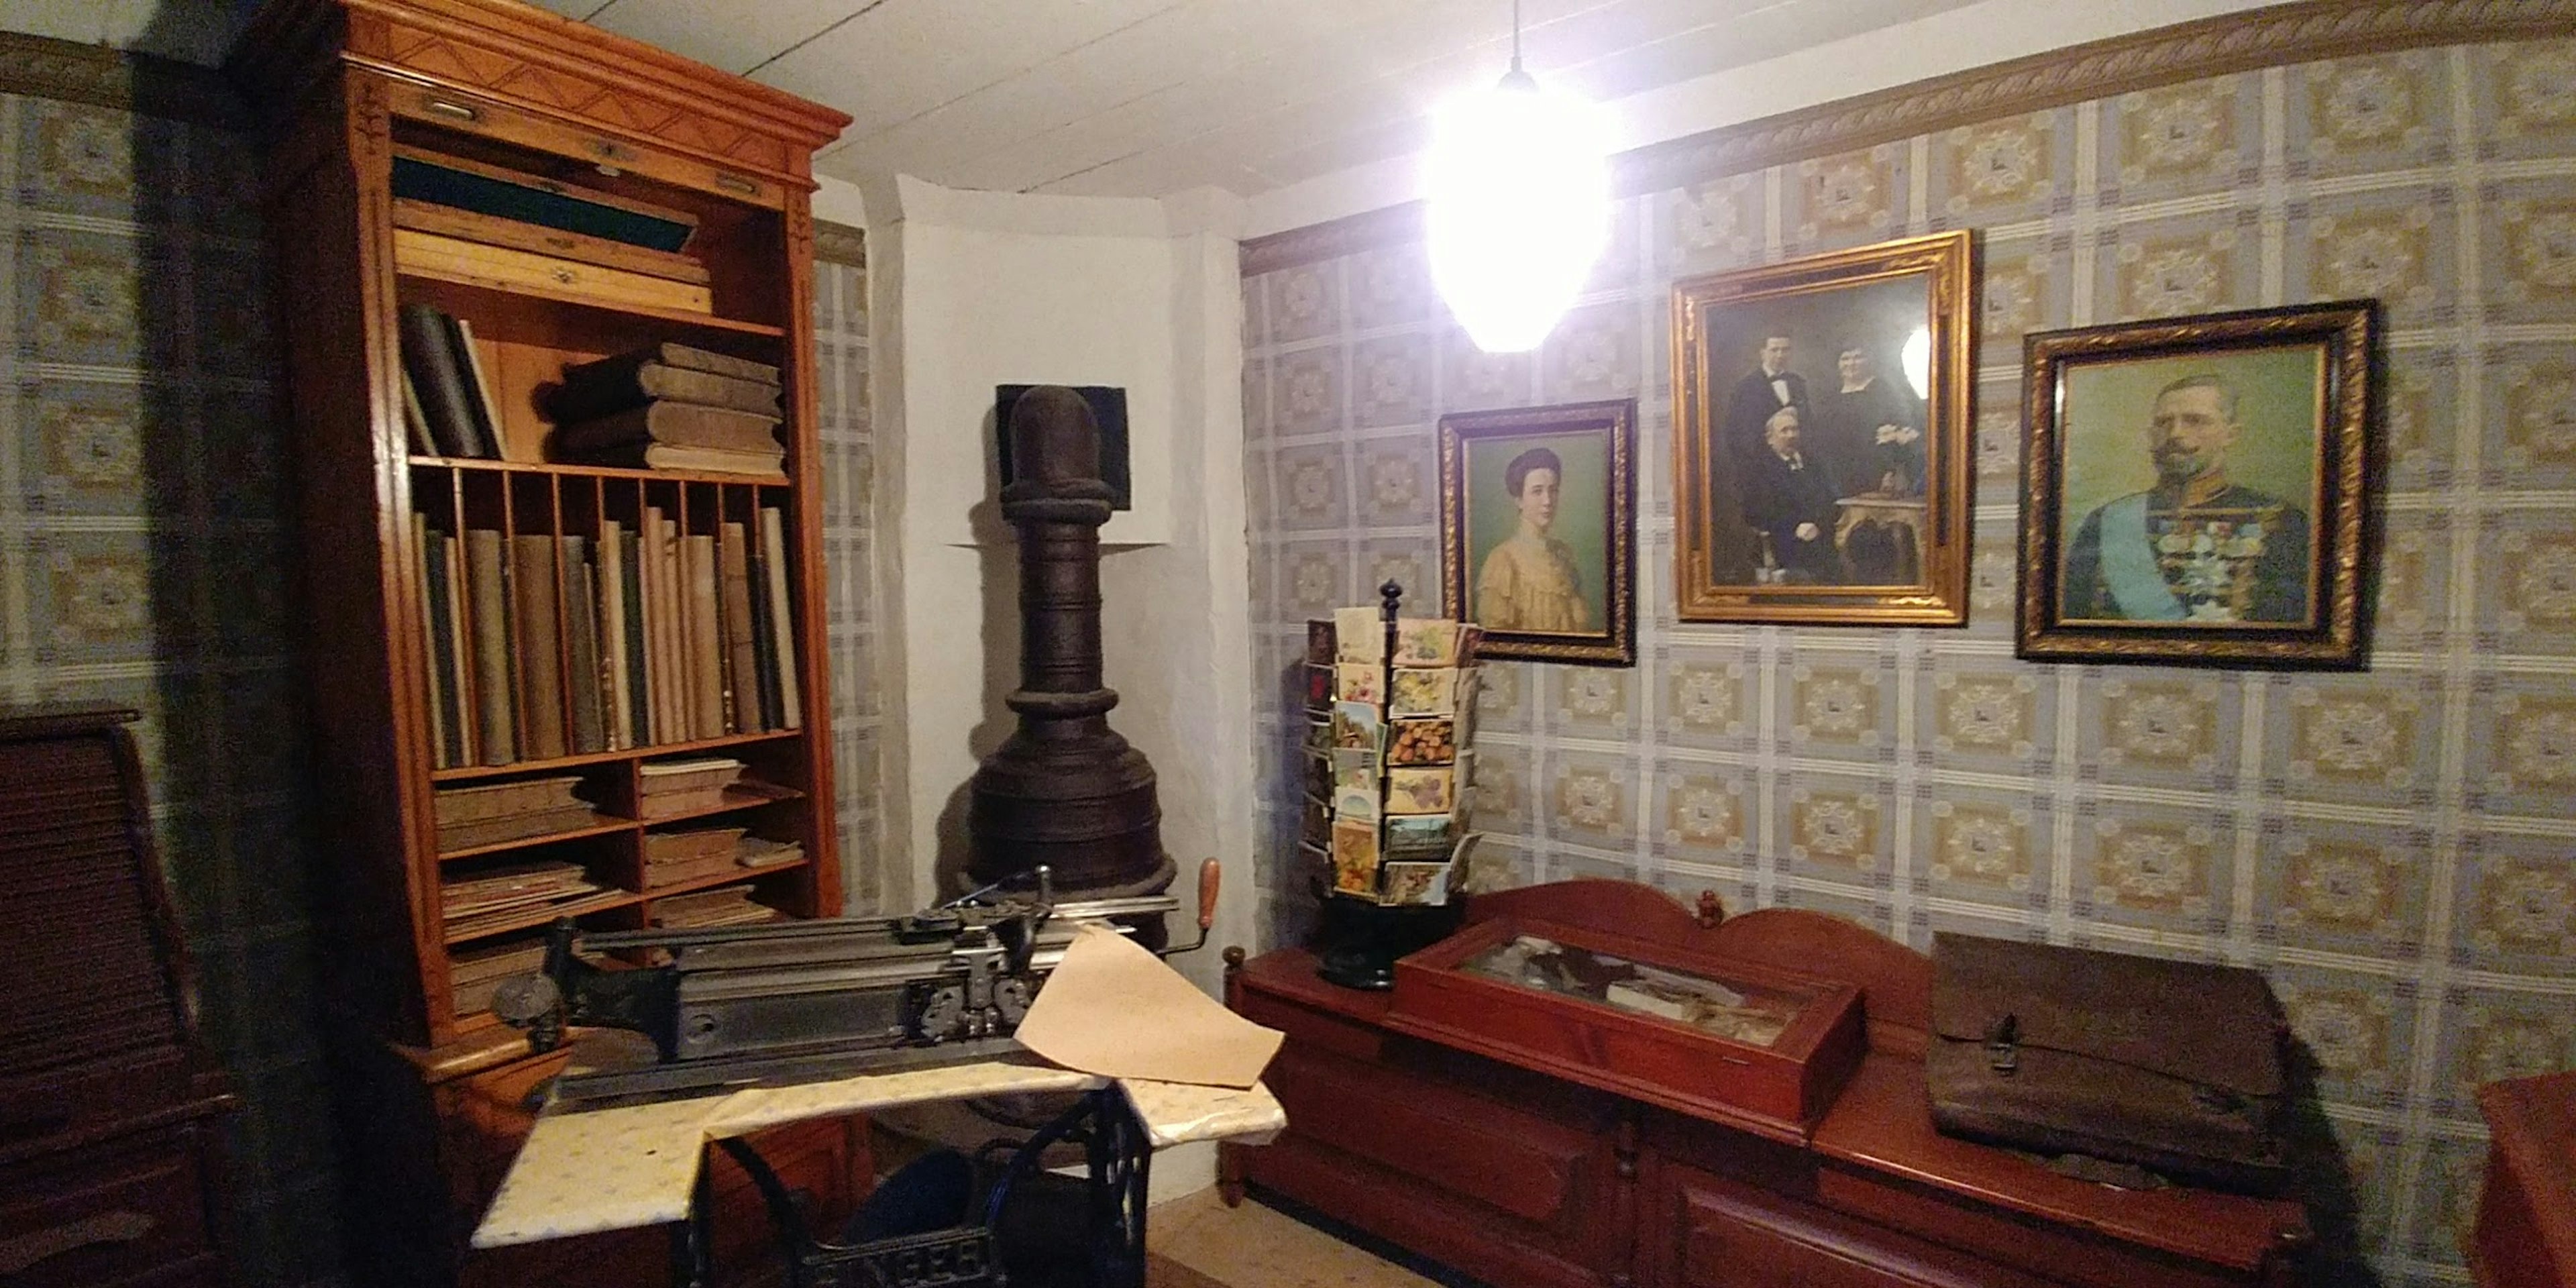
[{"xmin": 868, "ymin": 178, "xmax": 1258, "ymax": 1021}]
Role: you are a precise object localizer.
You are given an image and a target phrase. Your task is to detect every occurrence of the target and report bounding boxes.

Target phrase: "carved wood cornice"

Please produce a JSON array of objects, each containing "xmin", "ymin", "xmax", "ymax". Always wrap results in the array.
[
  {"xmin": 0, "ymin": 30, "xmax": 247, "ymax": 129},
  {"xmin": 233, "ymin": 0, "xmax": 852, "ymax": 186},
  {"xmin": 814, "ymin": 219, "xmax": 867, "ymax": 268},
  {"xmin": 1238, "ymin": 0, "xmax": 2576, "ymax": 276}
]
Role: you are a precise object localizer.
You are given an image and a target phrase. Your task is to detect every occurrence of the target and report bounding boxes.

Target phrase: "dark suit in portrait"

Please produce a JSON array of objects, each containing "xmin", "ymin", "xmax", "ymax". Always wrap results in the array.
[
  {"xmin": 1741, "ymin": 448, "xmax": 1845, "ymax": 583},
  {"xmin": 1723, "ymin": 368, "xmax": 1810, "ymax": 472}
]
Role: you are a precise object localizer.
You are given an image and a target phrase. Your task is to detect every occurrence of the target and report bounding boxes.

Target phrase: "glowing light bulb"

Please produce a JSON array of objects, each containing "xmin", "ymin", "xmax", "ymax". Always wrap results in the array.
[{"xmin": 1426, "ymin": 70, "xmax": 1609, "ymax": 354}]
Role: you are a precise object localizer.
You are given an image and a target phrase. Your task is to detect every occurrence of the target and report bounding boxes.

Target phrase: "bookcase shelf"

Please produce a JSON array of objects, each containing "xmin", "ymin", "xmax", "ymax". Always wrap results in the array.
[
  {"xmin": 435, "ymin": 817, "xmax": 636, "ymax": 862},
  {"xmin": 635, "ymin": 784, "xmax": 807, "ymax": 827},
  {"xmin": 397, "ymin": 267, "xmax": 790, "ymax": 339},
  {"xmin": 639, "ymin": 857, "xmax": 810, "ymax": 902},
  {"xmin": 411, "ymin": 455, "xmax": 794, "ymax": 488},
  {"xmin": 443, "ymin": 889, "xmax": 637, "ymax": 947},
  {"xmin": 429, "ymin": 729, "xmax": 803, "ymax": 783}
]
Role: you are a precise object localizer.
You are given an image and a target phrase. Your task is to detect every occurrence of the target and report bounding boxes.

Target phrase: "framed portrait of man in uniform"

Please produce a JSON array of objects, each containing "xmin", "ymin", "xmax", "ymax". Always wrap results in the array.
[
  {"xmin": 1671, "ymin": 231, "xmax": 1975, "ymax": 625},
  {"xmin": 1438, "ymin": 398, "xmax": 1637, "ymax": 666},
  {"xmin": 2017, "ymin": 300, "xmax": 2378, "ymax": 667}
]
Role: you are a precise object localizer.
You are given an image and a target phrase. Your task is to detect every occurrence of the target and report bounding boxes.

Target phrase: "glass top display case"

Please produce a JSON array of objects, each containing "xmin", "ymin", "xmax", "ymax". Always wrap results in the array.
[{"xmin": 1387, "ymin": 916, "xmax": 1865, "ymax": 1139}]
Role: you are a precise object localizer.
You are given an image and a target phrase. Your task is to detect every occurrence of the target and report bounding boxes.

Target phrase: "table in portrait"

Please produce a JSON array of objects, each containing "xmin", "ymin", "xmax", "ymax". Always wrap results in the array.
[
  {"xmin": 1670, "ymin": 231, "xmax": 1974, "ymax": 625},
  {"xmin": 2017, "ymin": 300, "xmax": 2376, "ymax": 667},
  {"xmin": 1437, "ymin": 399, "xmax": 1637, "ymax": 665}
]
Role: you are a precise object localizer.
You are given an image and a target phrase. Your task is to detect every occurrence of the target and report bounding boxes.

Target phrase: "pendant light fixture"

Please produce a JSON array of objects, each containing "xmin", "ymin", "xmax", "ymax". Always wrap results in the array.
[{"xmin": 1426, "ymin": 0, "xmax": 1609, "ymax": 354}]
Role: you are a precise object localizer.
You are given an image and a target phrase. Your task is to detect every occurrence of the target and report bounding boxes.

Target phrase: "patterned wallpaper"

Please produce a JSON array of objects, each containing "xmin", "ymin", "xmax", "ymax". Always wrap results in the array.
[
  {"xmin": 1240, "ymin": 38, "xmax": 2576, "ymax": 1287},
  {"xmin": 812, "ymin": 237, "xmax": 896, "ymax": 914},
  {"xmin": 0, "ymin": 91, "xmax": 343, "ymax": 1281}
]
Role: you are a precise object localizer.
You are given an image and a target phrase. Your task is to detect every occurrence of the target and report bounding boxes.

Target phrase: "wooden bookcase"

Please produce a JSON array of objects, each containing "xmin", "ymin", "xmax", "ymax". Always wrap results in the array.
[{"xmin": 233, "ymin": 1, "xmax": 858, "ymax": 1281}]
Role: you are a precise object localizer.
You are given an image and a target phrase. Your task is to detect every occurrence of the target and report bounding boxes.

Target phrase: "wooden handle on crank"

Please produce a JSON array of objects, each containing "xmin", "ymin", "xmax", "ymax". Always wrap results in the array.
[{"xmin": 1198, "ymin": 859, "xmax": 1220, "ymax": 931}]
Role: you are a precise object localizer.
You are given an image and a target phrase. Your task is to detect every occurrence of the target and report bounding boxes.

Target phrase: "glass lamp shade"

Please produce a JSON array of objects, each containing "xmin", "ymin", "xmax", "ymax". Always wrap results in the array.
[{"xmin": 1426, "ymin": 70, "xmax": 1609, "ymax": 354}]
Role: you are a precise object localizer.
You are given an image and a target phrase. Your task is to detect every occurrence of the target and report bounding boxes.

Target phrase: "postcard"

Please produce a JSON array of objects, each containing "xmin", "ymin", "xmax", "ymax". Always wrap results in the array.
[
  {"xmin": 1300, "ymin": 794, "xmax": 1331, "ymax": 848},
  {"xmin": 1331, "ymin": 750, "xmax": 1379, "ymax": 794},
  {"xmin": 1303, "ymin": 663, "xmax": 1333, "ymax": 711},
  {"xmin": 1305, "ymin": 619, "xmax": 1336, "ymax": 667},
  {"xmin": 1384, "ymin": 813, "xmax": 1455, "ymax": 863},
  {"xmin": 1332, "ymin": 700, "xmax": 1383, "ymax": 753},
  {"xmin": 1387, "ymin": 717, "xmax": 1456, "ymax": 767},
  {"xmin": 1394, "ymin": 617, "xmax": 1462, "ymax": 667},
  {"xmin": 1302, "ymin": 717, "xmax": 1332, "ymax": 756},
  {"xmin": 1387, "ymin": 767, "xmax": 1454, "ymax": 814},
  {"xmin": 1330, "ymin": 818, "xmax": 1381, "ymax": 896},
  {"xmin": 1333, "ymin": 784, "xmax": 1380, "ymax": 822},
  {"xmin": 1334, "ymin": 606, "xmax": 1384, "ymax": 663},
  {"xmin": 1303, "ymin": 751, "xmax": 1332, "ymax": 802},
  {"xmin": 1389, "ymin": 667, "xmax": 1456, "ymax": 718},
  {"xmin": 1335, "ymin": 663, "xmax": 1385, "ymax": 706},
  {"xmin": 1380, "ymin": 861, "xmax": 1451, "ymax": 906}
]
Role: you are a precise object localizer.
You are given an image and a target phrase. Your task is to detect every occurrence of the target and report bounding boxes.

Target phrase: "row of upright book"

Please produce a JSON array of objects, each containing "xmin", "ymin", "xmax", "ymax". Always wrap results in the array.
[{"xmin": 412, "ymin": 508, "xmax": 803, "ymax": 769}]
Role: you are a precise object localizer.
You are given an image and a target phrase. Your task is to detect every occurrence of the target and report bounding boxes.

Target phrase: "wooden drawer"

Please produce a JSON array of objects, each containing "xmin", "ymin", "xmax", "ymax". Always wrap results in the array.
[
  {"xmin": 1271, "ymin": 1042, "xmax": 1598, "ymax": 1228},
  {"xmin": 372, "ymin": 72, "xmax": 792, "ymax": 209},
  {"xmin": 0, "ymin": 1128, "xmax": 211, "ymax": 1288},
  {"xmin": 1645, "ymin": 1157, "xmax": 2049, "ymax": 1288}
]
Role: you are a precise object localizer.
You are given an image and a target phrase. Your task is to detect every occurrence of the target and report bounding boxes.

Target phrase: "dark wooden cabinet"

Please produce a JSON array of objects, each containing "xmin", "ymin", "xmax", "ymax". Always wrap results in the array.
[
  {"xmin": 227, "ymin": 0, "xmax": 860, "ymax": 1279},
  {"xmin": 0, "ymin": 707, "xmax": 236, "ymax": 1287},
  {"xmin": 1224, "ymin": 881, "xmax": 2311, "ymax": 1288}
]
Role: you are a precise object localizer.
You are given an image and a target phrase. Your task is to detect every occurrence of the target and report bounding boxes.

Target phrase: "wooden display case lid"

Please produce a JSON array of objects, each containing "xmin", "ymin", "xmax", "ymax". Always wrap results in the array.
[{"xmin": 1387, "ymin": 912, "xmax": 1865, "ymax": 1141}]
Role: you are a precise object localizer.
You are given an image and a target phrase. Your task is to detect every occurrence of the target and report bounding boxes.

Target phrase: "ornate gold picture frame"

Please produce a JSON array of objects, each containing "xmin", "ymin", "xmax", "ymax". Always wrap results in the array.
[
  {"xmin": 2017, "ymin": 300, "xmax": 2377, "ymax": 667},
  {"xmin": 1438, "ymin": 398, "xmax": 1637, "ymax": 666},
  {"xmin": 1671, "ymin": 231, "xmax": 1976, "ymax": 625}
]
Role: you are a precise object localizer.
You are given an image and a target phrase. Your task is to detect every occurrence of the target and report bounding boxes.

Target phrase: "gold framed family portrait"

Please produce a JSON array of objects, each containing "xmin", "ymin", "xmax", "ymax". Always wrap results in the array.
[
  {"xmin": 1437, "ymin": 398, "xmax": 1637, "ymax": 666},
  {"xmin": 2017, "ymin": 300, "xmax": 2377, "ymax": 667},
  {"xmin": 1670, "ymin": 231, "xmax": 1975, "ymax": 625}
]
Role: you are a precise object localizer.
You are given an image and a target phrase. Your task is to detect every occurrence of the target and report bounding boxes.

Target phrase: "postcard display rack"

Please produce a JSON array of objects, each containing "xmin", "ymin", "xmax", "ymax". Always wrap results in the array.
[
  {"xmin": 235, "ymin": 1, "xmax": 861, "ymax": 1282},
  {"xmin": 1301, "ymin": 583, "xmax": 1483, "ymax": 989}
]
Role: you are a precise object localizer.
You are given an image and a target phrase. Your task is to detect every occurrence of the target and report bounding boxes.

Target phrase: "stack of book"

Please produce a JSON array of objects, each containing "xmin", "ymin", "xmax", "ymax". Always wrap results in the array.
[
  {"xmin": 432, "ymin": 775, "xmax": 599, "ymax": 854},
  {"xmin": 440, "ymin": 860, "xmax": 606, "ymax": 941},
  {"xmin": 449, "ymin": 936, "xmax": 550, "ymax": 1016},
  {"xmin": 653, "ymin": 884, "xmax": 781, "ymax": 930},
  {"xmin": 643, "ymin": 826, "xmax": 748, "ymax": 889},
  {"xmin": 413, "ymin": 504, "xmax": 804, "ymax": 769},
  {"xmin": 397, "ymin": 302, "xmax": 510, "ymax": 460},
  {"xmin": 547, "ymin": 343, "xmax": 786, "ymax": 479},
  {"xmin": 639, "ymin": 757, "xmax": 747, "ymax": 819}
]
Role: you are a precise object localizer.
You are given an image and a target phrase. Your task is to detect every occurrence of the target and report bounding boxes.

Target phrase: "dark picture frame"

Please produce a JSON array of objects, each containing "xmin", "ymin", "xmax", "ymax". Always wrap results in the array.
[
  {"xmin": 1671, "ymin": 231, "xmax": 1976, "ymax": 625},
  {"xmin": 1438, "ymin": 398, "xmax": 1637, "ymax": 666},
  {"xmin": 2017, "ymin": 300, "xmax": 2377, "ymax": 667}
]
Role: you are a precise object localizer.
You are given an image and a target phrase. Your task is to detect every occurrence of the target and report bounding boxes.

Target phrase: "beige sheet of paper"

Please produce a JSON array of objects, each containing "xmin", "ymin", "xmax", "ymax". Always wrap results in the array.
[{"xmin": 1014, "ymin": 924, "xmax": 1285, "ymax": 1089}]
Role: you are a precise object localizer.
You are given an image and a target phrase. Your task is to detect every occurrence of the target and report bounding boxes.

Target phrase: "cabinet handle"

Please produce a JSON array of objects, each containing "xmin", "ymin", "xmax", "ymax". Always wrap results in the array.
[
  {"xmin": 0, "ymin": 1210, "xmax": 157, "ymax": 1275},
  {"xmin": 715, "ymin": 173, "xmax": 759, "ymax": 196},
  {"xmin": 423, "ymin": 97, "xmax": 480, "ymax": 123}
]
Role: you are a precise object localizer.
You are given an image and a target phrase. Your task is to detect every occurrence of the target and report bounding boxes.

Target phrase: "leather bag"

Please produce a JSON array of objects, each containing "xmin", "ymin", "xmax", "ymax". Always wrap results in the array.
[{"xmin": 1926, "ymin": 933, "xmax": 2292, "ymax": 1195}]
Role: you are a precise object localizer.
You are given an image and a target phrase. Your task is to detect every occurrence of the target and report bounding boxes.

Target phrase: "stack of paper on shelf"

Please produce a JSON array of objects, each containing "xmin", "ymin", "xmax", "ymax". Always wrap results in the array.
[
  {"xmin": 440, "ymin": 860, "xmax": 604, "ymax": 939},
  {"xmin": 733, "ymin": 837, "xmax": 803, "ymax": 871},
  {"xmin": 433, "ymin": 775, "xmax": 599, "ymax": 853},
  {"xmin": 643, "ymin": 826, "xmax": 748, "ymax": 888},
  {"xmin": 449, "ymin": 936, "xmax": 550, "ymax": 1016},
  {"xmin": 637, "ymin": 756, "xmax": 746, "ymax": 818},
  {"xmin": 547, "ymin": 343, "xmax": 786, "ymax": 478},
  {"xmin": 651, "ymin": 883, "xmax": 780, "ymax": 930}
]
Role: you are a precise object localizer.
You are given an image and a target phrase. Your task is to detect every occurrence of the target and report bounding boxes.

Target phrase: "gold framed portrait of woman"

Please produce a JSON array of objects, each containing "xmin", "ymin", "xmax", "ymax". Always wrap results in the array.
[{"xmin": 1438, "ymin": 398, "xmax": 1636, "ymax": 666}]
